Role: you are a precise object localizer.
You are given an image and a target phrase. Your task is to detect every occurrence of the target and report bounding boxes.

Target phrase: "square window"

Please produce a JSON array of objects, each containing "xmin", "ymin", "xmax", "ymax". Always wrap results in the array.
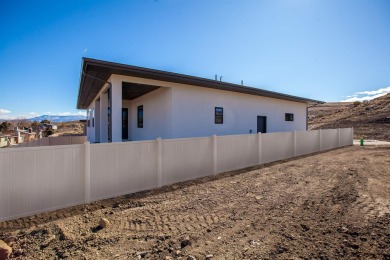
[
  {"xmin": 215, "ymin": 107, "xmax": 223, "ymax": 124},
  {"xmin": 285, "ymin": 113, "xmax": 294, "ymax": 121},
  {"xmin": 137, "ymin": 105, "xmax": 143, "ymax": 128}
]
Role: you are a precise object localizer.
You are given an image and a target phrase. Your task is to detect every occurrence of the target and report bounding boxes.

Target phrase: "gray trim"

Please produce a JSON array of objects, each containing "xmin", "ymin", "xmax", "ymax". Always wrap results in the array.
[{"xmin": 77, "ymin": 58, "xmax": 324, "ymax": 109}]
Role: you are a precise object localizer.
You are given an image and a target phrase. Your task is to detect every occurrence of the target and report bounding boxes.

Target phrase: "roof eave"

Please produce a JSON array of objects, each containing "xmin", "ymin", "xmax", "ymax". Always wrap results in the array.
[{"xmin": 77, "ymin": 58, "xmax": 324, "ymax": 109}]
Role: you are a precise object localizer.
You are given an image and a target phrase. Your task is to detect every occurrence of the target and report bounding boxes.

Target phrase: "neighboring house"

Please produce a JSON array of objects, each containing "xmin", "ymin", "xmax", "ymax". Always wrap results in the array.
[
  {"xmin": 0, "ymin": 136, "xmax": 7, "ymax": 148},
  {"xmin": 18, "ymin": 130, "xmax": 37, "ymax": 142},
  {"xmin": 77, "ymin": 58, "xmax": 323, "ymax": 143}
]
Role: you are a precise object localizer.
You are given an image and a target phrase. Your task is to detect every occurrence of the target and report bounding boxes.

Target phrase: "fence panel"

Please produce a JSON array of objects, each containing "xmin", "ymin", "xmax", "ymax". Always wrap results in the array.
[
  {"xmin": 340, "ymin": 128, "xmax": 353, "ymax": 147},
  {"xmin": 0, "ymin": 128, "xmax": 353, "ymax": 222},
  {"xmin": 90, "ymin": 141, "xmax": 158, "ymax": 202},
  {"xmin": 217, "ymin": 135, "xmax": 258, "ymax": 173},
  {"xmin": 0, "ymin": 145, "xmax": 85, "ymax": 221},
  {"xmin": 49, "ymin": 136, "xmax": 72, "ymax": 146},
  {"xmin": 296, "ymin": 130, "xmax": 320, "ymax": 156},
  {"xmin": 117, "ymin": 141, "xmax": 158, "ymax": 195},
  {"xmin": 321, "ymin": 129, "xmax": 339, "ymax": 150},
  {"xmin": 261, "ymin": 132, "xmax": 294, "ymax": 163},
  {"xmin": 162, "ymin": 137, "xmax": 213, "ymax": 186},
  {"xmin": 71, "ymin": 136, "xmax": 87, "ymax": 144}
]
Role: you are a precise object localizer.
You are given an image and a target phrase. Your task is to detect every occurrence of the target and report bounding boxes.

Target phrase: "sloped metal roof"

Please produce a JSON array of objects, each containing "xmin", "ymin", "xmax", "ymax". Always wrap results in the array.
[{"xmin": 77, "ymin": 58, "xmax": 323, "ymax": 109}]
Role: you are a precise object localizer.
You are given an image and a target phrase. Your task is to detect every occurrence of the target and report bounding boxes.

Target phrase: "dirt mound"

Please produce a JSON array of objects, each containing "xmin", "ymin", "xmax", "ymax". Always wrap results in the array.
[{"xmin": 309, "ymin": 93, "xmax": 390, "ymax": 141}]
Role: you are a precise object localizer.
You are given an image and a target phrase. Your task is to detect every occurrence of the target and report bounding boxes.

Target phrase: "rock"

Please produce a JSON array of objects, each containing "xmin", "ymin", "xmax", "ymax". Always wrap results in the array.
[
  {"xmin": 249, "ymin": 240, "xmax": 261, "ymax": 246},
  {"xmin": 187, "ymin": 255, "xmax": 196, "ymax": 260},
  {"xmin": 0, "ymin": 240, "xmax": 12, "ymax": 260},
  {"xmin": 57, "ymin": 224, "xmax": 75, "ymax": 240},
  {"xmin": 99, "ymin": 218, "xmax": 110, "ymax": 228},
  {"xmin": 165, "ymin": 256, "xmax": 173, "ymax": 260},
  {"xmin": 13, "ymin": 249, "xmax": 23, "ymax": 257},
  {"xmin": 136, "ymin": 251, "xmax": 148, "ymax": 258},
  {"xmin": 205, "ymin": 254, "xmax": 213, "ymax": 259},
  {"xmin": 300, "ymin": 224, "xmax": 310, "ymax": 232},
  {"xmin": 40, "ymin": 235, "xmax": 56, "ymax": 249},
  {"xmin": 180, "ymin": 236, "xmax": 191, "ymax": 248}
]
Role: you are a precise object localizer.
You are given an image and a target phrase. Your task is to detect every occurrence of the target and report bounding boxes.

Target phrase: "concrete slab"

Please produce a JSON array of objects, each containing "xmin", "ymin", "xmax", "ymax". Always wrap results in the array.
[{"xmin": 353, "ymin": 140, "xmax": 390, "ymax": 146}]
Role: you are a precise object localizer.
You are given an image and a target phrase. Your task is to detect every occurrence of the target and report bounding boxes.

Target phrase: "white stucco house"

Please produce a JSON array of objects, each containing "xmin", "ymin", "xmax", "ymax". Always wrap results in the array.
[{"xmin": 77, "ymin": 58, "xmax": 322, "ymax": 143}]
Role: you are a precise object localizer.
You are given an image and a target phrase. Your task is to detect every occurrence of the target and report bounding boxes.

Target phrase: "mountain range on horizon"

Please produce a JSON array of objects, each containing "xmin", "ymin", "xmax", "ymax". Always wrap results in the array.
[
  {"xmin": 25, "ymin": 115, "xmax": 86, "ymax": 123},
  {"xmin": 0, "ymin": 114, "xmax": 87, "ymax": 123}
]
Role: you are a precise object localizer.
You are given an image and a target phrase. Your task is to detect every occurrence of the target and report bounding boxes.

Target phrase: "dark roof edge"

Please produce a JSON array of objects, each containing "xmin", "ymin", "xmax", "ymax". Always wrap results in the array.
[{"xmin": 77, "ymin": 57, "xmax": 324, "ymax": 108}]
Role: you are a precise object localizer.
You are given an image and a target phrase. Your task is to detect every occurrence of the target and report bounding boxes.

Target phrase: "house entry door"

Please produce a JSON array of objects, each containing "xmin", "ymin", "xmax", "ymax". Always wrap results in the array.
[
  {"xmin": 257, "ymin": 116, "xmax": 267, "ymax": 133},
  {"xmin": 122, "ymin": 108, "xmax": 128, "ymax": 140}
]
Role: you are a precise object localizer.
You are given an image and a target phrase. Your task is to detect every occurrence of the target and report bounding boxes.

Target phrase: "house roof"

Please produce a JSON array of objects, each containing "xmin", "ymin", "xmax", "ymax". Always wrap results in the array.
[{"xmin": 77, "ymin": 58, "xmax": 323, "ymax": 109}]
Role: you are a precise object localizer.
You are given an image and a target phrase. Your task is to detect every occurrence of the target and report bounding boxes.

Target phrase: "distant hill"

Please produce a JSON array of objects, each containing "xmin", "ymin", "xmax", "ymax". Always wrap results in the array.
[
  {"xmin": 309, "ymin": 93, "xmax": 390, "ymax": 141},
  {"xmin": 28, "ymin": 115, "xmax": 86, "ymax": 123}
]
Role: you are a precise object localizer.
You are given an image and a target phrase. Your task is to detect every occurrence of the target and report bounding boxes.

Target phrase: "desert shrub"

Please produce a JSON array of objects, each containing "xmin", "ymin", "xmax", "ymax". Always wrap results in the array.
[{"xmin": 44, "ymin": 129, "xmax": 54, "ymax": 137}]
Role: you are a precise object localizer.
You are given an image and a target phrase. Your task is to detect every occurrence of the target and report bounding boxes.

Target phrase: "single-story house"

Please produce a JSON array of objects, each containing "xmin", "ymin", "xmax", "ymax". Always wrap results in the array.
[{"xmin": 77, "ymin": 58, "xmax": 322, "ymax": 143}]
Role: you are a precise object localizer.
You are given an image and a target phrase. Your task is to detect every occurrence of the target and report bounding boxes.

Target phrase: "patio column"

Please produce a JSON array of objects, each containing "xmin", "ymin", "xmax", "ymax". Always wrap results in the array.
[
  {"xmin": 100, "ymin": 91, "xmax": 109, "ymax": 143},
  {"xmin": 110, "ymin": 76, "xmax": 122, "ymax": 142},
  {"xmin": 94, "ymin": 99, "xmax": 100, "ymax": 143}
]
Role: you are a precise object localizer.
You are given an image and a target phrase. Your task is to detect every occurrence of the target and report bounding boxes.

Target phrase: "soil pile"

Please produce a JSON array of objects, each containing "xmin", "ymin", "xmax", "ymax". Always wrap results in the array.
[{"xmin": 309, "ymin": 93, "xmax": 390, "ymax": 141}]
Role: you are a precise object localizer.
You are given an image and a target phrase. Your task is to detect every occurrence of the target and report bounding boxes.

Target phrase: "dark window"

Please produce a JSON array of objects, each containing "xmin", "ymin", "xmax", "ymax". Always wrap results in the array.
[
  {"xmin": 92, "ymin": 109, "xmax": 94, "ymax": 127},
  {"xmin": 87, "ymin": 109, "xmax": 91, "ymax": 127},
  {"xmin": 137, "ymin": 105, "xmax": 143, "ymax": 128},
  {"xmin": 285, "ymin": 113, "xmax": 294, "ymax": 121},
  {"xmin": 215, "ymin": 107, "xmax": 223, "ymax": 124}
]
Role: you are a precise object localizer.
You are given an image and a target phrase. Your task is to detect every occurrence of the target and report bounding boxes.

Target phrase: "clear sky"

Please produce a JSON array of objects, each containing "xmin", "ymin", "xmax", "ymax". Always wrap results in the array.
[{"xmin": 1, "ymin": 0, "xmax": 390, "ymax": 119}]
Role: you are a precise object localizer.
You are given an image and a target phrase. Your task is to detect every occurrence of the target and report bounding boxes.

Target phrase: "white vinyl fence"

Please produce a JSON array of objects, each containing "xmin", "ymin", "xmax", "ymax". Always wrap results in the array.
[
  {"xmin": 11, "ymin": 135, "xmax": 87, "ymax": 148},
  {"xmin": 0, "ymin": 128, "xmax": 353, "ymax": 221}
]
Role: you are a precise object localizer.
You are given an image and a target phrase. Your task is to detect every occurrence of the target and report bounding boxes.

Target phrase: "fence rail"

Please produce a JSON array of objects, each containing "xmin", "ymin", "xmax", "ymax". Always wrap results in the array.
[{"xmin": 0, "ymin": 128, "xmax": 353, "ymax": 221}]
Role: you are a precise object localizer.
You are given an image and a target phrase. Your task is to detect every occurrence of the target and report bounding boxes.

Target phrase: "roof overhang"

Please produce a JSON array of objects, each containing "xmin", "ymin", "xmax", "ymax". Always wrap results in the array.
[{"xmin": 77, "ymin": 57, "xmax": 323, "ymax": 109}]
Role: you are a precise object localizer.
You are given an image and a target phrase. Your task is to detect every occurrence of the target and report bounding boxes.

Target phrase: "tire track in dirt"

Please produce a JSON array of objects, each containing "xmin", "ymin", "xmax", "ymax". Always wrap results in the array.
[{"xmin": 109, "ymin": 212, "xmax": 223, "ymax": 233}]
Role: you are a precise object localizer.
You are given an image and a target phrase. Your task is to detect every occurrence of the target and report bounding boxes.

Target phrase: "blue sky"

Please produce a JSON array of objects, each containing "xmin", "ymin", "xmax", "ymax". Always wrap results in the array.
[{"xmin": 1, "ymin": 0, "xmax": 390, "ymax": 119}]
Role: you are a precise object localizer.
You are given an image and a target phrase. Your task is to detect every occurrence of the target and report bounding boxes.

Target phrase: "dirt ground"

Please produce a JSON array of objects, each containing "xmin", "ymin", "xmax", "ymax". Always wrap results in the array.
[
  {"xmin": 309, "ymin": 93, "xmax": 390, "ymax": 141},
  {"xmin": 1, "ymin": 146, "xmax": 389, "ymax": 259}
]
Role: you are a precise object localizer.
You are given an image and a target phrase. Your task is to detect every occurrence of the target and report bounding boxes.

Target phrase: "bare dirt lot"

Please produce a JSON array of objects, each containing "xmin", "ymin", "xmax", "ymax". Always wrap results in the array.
[{"xmin": 1, "ymin": 146, "xmax": 389, "ymax": 259}]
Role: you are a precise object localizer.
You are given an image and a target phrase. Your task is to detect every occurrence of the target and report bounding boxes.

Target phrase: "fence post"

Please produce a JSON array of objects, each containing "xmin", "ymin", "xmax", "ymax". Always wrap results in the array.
[
  {"xmin": 293, "ymin": 131, "xmax": 297, "ymax": 157},
  {"xmin": 351, "ymin": 127, "xmax": 354, "ymax": 145},
  {"xmin": 157, "ymin": 138, "xmax": 163, "ymax": 187},
  {"xmin": 338, "ymin": 128, "xmax": 341, "ymax": 147},
  {"xmin": 257, "ymin": 132, "xmax": 262, "ymax": 165},
  {"xmin": 319, "ymin": 129, "xmax": 322, "ymax": 151},
  {"xmin": 213, "ymin": 135, "xmax": 217, "ymax": 175},
  {"xmin": 84, "ymin": 141, "xmax": 91, "ymax": 203}
]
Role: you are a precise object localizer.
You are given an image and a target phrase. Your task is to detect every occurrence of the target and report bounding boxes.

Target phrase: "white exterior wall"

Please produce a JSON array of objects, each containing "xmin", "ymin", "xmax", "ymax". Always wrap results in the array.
[
  {"xmin": 87, "ymin": 74, "xmax": 307, "ymax": 142},
  {"xmin": 130, "ymin": 87, "xmax": 172, "ymax": 141},
  {"xmin": 171, "ymin": 84, "xmax": 307, "ymax": 138}
]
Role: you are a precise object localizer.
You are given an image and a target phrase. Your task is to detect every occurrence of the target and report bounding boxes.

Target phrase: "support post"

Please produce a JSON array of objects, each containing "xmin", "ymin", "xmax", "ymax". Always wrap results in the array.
[
  {"xmin": 351, "ymin": 127, "xmax": 354, "ymax": 145},
  {"xmin": 84, "ymin": 141, "xmax": 91, "ymax": 203},
  {"xmin": 319, "ymin": 129, "xmax": 322, "ymax": 151},
  {"xmin": 257, "ymin": 132, "xmax": 262, "ymax": 164},
  {"xmin": 213, "ymin": 135, "xmax": 217, "ymax": 175},
  {"xmin": 157, "ymin": 138, "xmax": 163, "ymax": 187},
  {"xmin": 338, "ymin": 128, "xmax": 341, "ymax": 147},
  {"xmin": 293, "ymin": 131, "xmax": 297, "ymax": 157}
]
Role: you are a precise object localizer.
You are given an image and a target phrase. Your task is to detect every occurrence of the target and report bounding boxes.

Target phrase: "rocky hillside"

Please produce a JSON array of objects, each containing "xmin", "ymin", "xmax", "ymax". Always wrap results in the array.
[{"xmin": 309, "ymin": 93, "xmax": 390, "ymax": 141}]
